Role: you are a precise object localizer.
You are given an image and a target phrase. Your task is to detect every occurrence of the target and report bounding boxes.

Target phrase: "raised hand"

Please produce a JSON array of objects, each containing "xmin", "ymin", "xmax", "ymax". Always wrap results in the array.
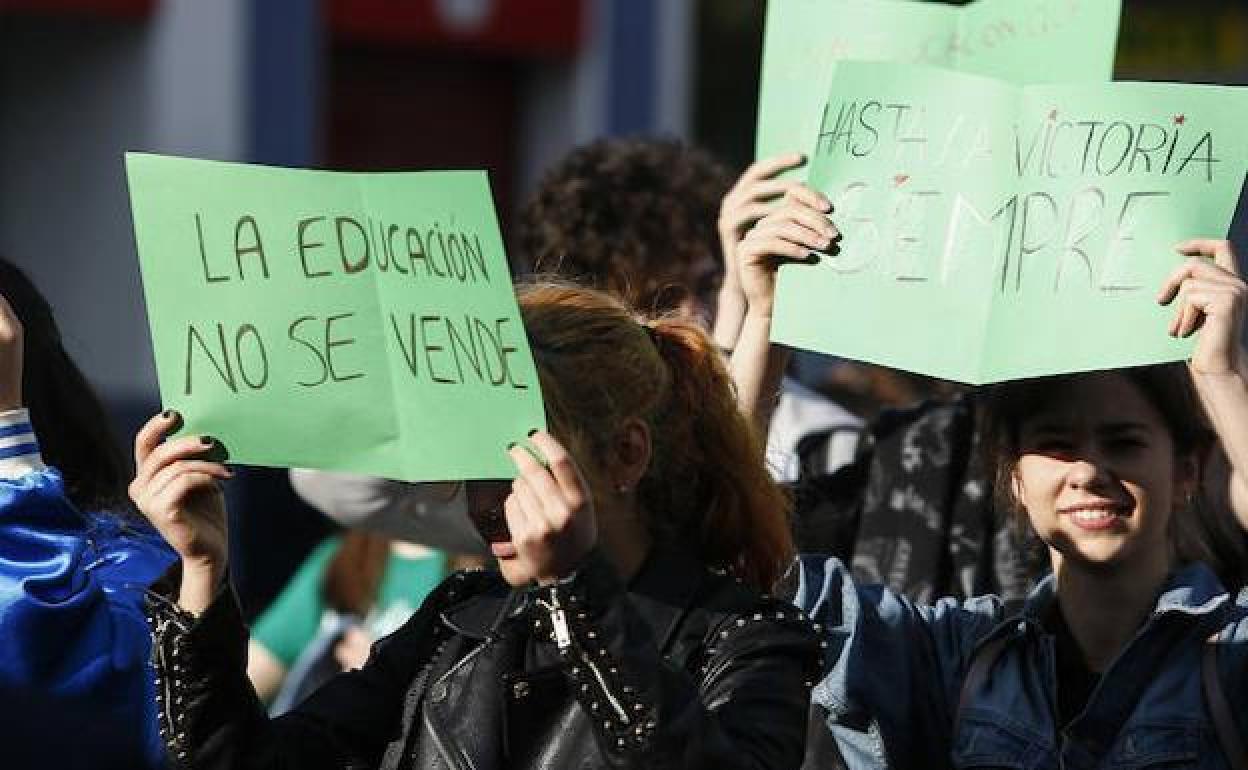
[
  {"xmin": 503, "ymin": 431, "xmax": 597, "ymax": 586},
  {"xmin": 1157, "ymin": 239, "xmax": 1246, "ymax": 376},
  {"xmin": 129, "ymin": 411, "xmax": 232, "ymax": 614},
  {"xmin": 0, "ymin": 293, "xmax": 23, "ymax": 411},
  {"xmin": 718, "ymin": 153, "xmax": 809, "ymax": 268},
  {"xmin": 714, "ymin": 154, "xmax": 808, "ymax": 349},
  {"xmin": 736, "ymin": 185, "xmax": 837, "ymax": 317}
]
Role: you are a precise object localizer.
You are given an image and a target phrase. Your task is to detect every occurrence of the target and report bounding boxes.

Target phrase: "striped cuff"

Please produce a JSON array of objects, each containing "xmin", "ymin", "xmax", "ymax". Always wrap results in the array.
[{"xmin": 0, "ymin": 408, "xmax": 45, "ymax": 479}]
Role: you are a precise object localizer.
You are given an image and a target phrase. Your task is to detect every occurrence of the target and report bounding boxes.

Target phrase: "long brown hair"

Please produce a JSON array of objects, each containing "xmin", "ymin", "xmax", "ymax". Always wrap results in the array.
[
  {"xmin": 515, "ymin": 138, "xmax": 733, "ymax": 315},
  {"xmin": 518, "ymin": 281, "xmax": 793, "ymax": 590}
]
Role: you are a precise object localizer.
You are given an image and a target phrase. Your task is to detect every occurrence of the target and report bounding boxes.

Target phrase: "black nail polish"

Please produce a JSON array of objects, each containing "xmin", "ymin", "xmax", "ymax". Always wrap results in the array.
[
  {"xmin": 526, "ymin": 428, "xmax": 539, "ymax": 437},
  {"xmin": 201, "ymin": 435, "xmax": 216, "ymax": 446},
  {"xmin": 506, "ymin": 442, "xmax": 518, "ymax": 451},
  {"xmin": 161, "ymin": 409, "xmax": 172, "ymax": 419}
]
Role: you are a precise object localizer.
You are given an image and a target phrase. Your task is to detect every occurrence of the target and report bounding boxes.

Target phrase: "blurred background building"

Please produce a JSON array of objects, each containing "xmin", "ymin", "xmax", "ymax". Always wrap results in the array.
[{"xmin": 0, "ymin": 0, "xmax": 697, "ymax": 426}]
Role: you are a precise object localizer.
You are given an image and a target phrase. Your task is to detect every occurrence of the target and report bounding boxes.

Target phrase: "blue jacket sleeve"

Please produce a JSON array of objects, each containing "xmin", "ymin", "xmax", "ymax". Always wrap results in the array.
[
  {"xmin": 795, "ymin": 555, "xmax": 1006, "ymax": 770},
  {"xmin": 0, "ymin": 408, "xmax": 176, "ymax": 768}
]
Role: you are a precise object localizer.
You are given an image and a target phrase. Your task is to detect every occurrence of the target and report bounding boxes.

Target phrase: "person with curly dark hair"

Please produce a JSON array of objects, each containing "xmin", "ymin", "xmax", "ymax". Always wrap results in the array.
[{"xmin": 514, "ymin": 137, "xmax": 733, "ymax": 319}]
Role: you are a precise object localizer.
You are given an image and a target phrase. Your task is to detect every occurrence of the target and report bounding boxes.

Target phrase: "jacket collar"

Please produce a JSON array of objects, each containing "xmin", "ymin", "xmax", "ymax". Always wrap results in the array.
[
  {"xmin": 620, "ymin": 546, "xmax": 710, "ymax": 651},
  {"xmin": 439, "ymin": 547, "xmax": 710, "ymax": 650},
  {"xmin": 1150, "ymin": 562, "xmax": 1231, "ymax": 617},
  {"xmin": 975, "ymin": 561, "xmax": 1233, "ymax": 649},
  {"xmin": 1022, "ymin": 561, "xmax": 1229, "ymax": 619}
]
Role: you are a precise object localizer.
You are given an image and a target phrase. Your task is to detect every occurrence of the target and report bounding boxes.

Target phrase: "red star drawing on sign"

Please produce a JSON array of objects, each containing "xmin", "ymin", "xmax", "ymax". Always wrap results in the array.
[
  {"xmin": 893, "ymin": 174, "xmax": 910, "ymax": 187},
  {"xmin": 1174, "ymin": 114, "xmax": 1187, "ymax": 125}
]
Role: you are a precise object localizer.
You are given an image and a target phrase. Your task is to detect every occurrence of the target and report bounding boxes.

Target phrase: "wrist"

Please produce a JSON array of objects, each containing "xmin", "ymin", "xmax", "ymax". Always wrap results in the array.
[
  {"xmin": 1190, "ymin": 364, "xmax": 1245, "ymax": 386},
  {"xmin": 742, "ymin": 302, "xmax": 775, "ymax": 323},
  {"xmin": 536, "ymin": 544, "xmax": 595, "ymax": 586},
  {"xmin": 717, "ymin": 276, "xmax": 745, "ymax": 304},
  {"xmin": 179, "ymin": 559, "xmax": 226, "ymax": 616}
]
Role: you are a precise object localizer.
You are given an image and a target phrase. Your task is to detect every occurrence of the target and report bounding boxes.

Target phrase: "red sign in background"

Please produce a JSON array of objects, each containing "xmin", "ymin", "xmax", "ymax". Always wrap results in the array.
[
  {"xmin": 328, "ymin": 0, "xmax": 582, "ymax": 56},
  {"xmin": 0, "ymin": 0, "xmax": 153, "ymax": 16}
]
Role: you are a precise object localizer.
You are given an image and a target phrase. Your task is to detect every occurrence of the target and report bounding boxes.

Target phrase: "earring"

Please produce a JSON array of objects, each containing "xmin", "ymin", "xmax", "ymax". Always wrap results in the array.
[{"xmin": 616, "ymin": 483, "xmax": 630, "ymax": 495}]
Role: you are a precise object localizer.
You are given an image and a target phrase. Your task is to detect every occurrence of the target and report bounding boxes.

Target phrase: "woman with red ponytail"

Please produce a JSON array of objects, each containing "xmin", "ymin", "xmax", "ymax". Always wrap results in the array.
[{"xmin": 131, "ymin": 281, "xmax": 822, "ymax": 770}]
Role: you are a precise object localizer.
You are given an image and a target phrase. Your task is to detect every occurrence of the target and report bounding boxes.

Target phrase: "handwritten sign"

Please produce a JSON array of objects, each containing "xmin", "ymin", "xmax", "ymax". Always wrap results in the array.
[
  {"xmin": 770, "ymin": 62, "xmax": 1248, "ymax": 384},
  {"xmin": 756, "ymin": 0, "xmax": 1123, "ymax": 171},
  {"xmin": 126, "ymin": 153, "xmax": 545, "ymax": 481}
]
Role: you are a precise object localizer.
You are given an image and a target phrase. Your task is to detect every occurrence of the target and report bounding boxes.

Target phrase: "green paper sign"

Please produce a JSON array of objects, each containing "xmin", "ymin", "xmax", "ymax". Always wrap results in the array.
[
  {"xmin": 126, "ymin": 153, "xmax": 545, "ymax": 481},
  {"xmin": 771, "ymin": 62, "xmax": 1248, "ymax": 384},
  {"xmin": 756, "ymin": 0, "xmax": 1123, "ymax": 168}
]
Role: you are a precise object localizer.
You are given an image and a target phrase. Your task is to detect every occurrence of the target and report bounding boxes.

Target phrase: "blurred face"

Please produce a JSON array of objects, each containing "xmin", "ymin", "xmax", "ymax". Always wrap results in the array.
[
  {"xmin": 464, "ymin": 438, "xmax": 610, "ymax": 587},
  {"xmin": 1012, "ymin": 372, "xmax": 1188, "ymax": 574},
  {"xmin": 648, "ymin": 251, "xmax": 722, "ymax": 324},
  {"xmin": 465, "ymin": 480, "xmax": 511, "ymax": 543},
  {"xmin": 465, "ymin": 479, "xmax": 537, "ymax": 587},
  {"xmin": 683, "ymin": 254, "xmax": 723, "ymax": 324}
]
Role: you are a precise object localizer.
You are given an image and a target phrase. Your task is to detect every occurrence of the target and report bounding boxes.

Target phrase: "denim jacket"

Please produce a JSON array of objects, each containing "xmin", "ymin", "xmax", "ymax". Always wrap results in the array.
[{"xmin": 796, "ymin": 556, "xmax": 1248, "ymax": 770}]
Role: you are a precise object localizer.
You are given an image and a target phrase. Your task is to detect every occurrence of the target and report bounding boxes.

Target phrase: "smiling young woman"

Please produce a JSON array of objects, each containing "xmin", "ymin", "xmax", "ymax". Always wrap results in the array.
[
  {"xmin": 729, "ymin": 180, "xmax": 1248, "ymax": 770},
  {"xmin": 791, "ymin": 239, "xmax": 1248, "ymax": 770}
]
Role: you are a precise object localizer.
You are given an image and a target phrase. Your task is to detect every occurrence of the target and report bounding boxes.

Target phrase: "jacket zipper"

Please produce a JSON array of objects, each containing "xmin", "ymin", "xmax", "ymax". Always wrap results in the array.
[
  {"xmin": 582, "ymin": 650, "xmax": 630, "ymax": 725},
  {"xmin": 421, "ymin": 640, "xmax": 491, "ymax": 770},
  {"xmin": 154, "ymin": 619, "xmax": 181, "ymax": 757},
  {"xmin": 423, "ymin": 707, "xmax": 472, "ymax": 770},
  {"xmin": 539, "ymin": 591, "xmax": 631, "ymax": 726}
]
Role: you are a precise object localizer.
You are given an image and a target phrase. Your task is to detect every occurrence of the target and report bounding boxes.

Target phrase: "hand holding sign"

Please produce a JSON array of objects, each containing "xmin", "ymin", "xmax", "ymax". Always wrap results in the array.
[
  {"xmin": 502, "ymin": 431, "xmax": 597, "ymax": 586},
  {"xmin": 714, "ymin": 153, "xmax": 808, "ymax": 348},
  {"xmin": 738, "ymin": 185, "xmax": 838, "ymax": 317},
  {"xmin": 1159, "ymin": 239, "xmax": 1246, "ymax": 377},
  {"xmin": 129, "ymin": 411, "xmax": 231, "ymax": 615},
  {"xmin": 0, "ymin": 292, "xmax": 24, "ymax": 412},
  {"xmin": 719, "ymin": 154, "xmax": 810, "ymax": 256}
]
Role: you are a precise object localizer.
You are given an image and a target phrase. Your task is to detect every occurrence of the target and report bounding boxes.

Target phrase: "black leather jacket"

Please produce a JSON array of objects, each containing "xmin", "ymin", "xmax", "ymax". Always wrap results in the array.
[{"xmin": 147, "ymin": 547, "xmax": 824, "ymax": 769}]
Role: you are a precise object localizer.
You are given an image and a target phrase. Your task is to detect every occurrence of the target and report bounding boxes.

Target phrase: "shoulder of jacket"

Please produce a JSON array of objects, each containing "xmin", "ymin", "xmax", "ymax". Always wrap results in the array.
[{"xmin": 694, "ymin": 570, "xmax": 821, "ymax": 639}]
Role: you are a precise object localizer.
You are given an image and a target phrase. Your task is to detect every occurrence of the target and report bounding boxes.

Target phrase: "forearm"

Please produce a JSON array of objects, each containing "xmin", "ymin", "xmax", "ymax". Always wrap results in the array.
[
  {"xmin": 247, "ymin": 640, "xmax": 288, "ymax": 704},
  {"xmin": 1192, "ymin": 362, "xmax": 1248, "ymax": 524},
  {"xmin": 148, "ymin": 580, "xmax": 398, "ymax": 769},
  {"xmin": 147, "ymin": 586, "xmax": 277, "ymax": 768},
  {"xmin": 730, "ymin": 310, "xmax": 790, "ymax": 439},
  {"xmin": 712, "ymin": 280, "xmax": 748, "ymax": 352},
  {"xmin": 180, "ymin": 561, "xmax": 227, "ymax": 616}
]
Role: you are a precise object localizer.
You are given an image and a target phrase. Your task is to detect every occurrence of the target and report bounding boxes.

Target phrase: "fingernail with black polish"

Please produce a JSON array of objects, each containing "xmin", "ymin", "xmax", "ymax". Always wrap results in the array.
[
  {"xmin": 506, "ymin": 442, "xmax": 518, "ymax": 451},
  {"xmin": 526, "ymin": 428, "xmax": 539, "ymax": 437},
  {"xmin": 201, "ymin": 435, "xmax": 216, "ymax": 446}
]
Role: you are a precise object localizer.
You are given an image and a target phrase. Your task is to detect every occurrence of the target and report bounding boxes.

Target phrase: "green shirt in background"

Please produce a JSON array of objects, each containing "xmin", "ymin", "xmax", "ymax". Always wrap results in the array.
[{"xmin": 252, "ymin": 535, "xmax": 447, "ymax": 668}]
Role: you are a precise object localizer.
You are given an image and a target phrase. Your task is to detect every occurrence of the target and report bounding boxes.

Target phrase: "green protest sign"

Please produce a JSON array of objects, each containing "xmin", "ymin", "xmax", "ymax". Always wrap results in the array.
[
  {"xmin": 771, "ymin": 62, "xmax": 1248, "ymax": 384},
  {"xmin": 756, "ymin": 0, "xmax": 1123, "ymax": 169},
  {"xmin": 126, "ymin": 153, "xmax": 545, "ymax": 481}
]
